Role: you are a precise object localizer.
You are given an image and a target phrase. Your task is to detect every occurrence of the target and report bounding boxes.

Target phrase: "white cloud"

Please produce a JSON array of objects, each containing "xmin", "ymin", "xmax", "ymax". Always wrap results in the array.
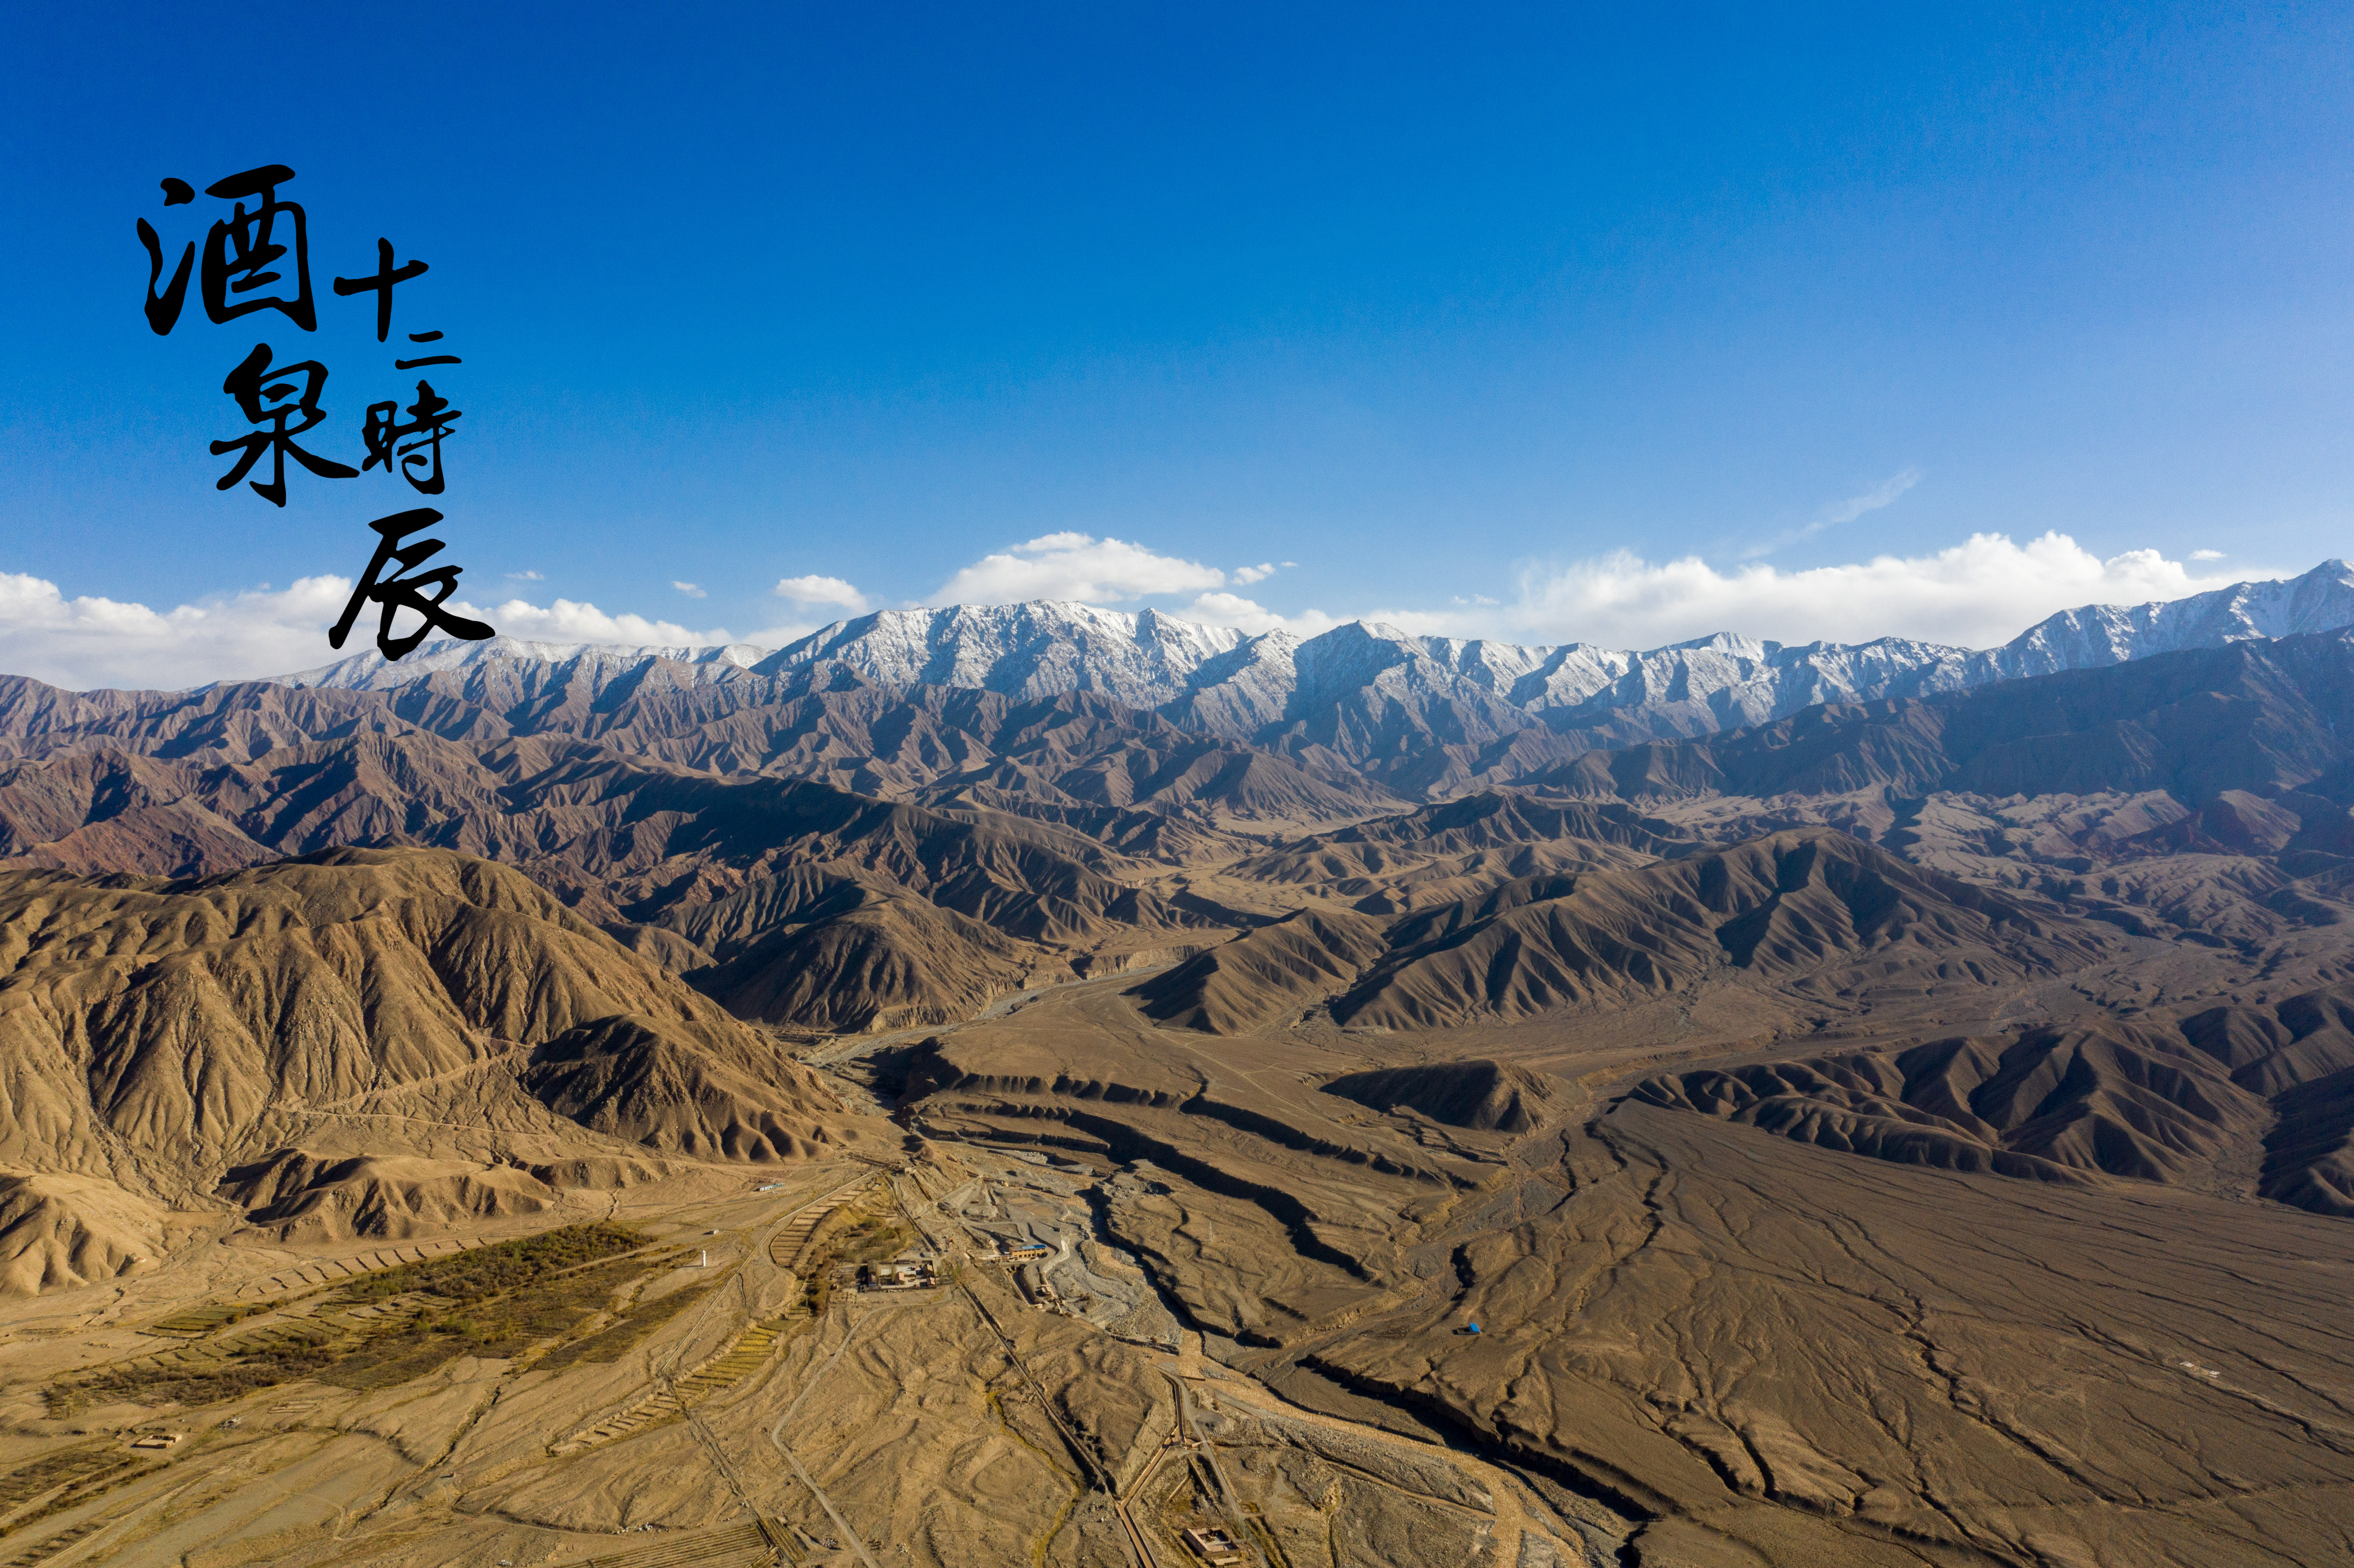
[
  {"xmin": 931, "ymin": 533, "xmax": 1225, "ymax": 605},
  {"xmin": 461, "ymin": 597, "xmax": 733, "ymax": 647},
  {"xmin": 673, "ymin": 581, "xmax": 707, "ymax": 598},
  {"xmin": 507, "ymin": 569, "xmax": 544, "ymax": 580},
  {"xmin": 0, "ymin": 572, "xmax": 358, "ymax": 691},
  {"xmin": 775, "ymin": 574, "xmax": 869, "ymax": 611},
  {"xmin": 1176, "ymin": 591, "xmax": 1342, "ymax": 638},
  {"xmin": 1231, "ymin": 562, "xmax": 1278, "ymax": 585},
  {"xmin": 1370, "ymin": 533, "xmax": 2252, "ymax": 651},
  {"xmin": 0, "ymin": 569, "xmax": 748, "ymax": 691},
  {"xmin": 5, "ymin": 531, "xmax": 2276, "ymax": 694}
]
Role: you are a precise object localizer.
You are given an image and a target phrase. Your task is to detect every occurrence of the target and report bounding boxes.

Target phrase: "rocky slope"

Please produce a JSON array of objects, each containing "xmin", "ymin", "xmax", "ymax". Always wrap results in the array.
[
  {"xmin": 12, "ymin": 630, "xmax": 2354, "ymax": 1041},
  {"xmin": 265, "ymin": 561, "xmax": 2354, "ymax": 786},
  {"xmin": 1525, "ymin": 625, "xmax": 2354, "ymax": 806},
  {"xmin": 0, "ymin": 849, "xmax": 859, "ymax": 1216},
  {"xmin": 1139, "ymin": 828, "xmax": 2123, "ymax": 1034},
  {"xmin": 1632, "ymin": 986, "xmax": 2354, "ymax": 1211}
]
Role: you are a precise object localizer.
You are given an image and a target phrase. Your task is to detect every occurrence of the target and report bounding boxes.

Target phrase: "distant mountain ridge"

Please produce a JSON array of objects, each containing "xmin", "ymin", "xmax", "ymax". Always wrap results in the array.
[
  {"xmin": 264, "ymin": 564, "xmax": 2354, "ymax": 777},
  {"xmin": 15, "ymin": 599, "xmax": 2354, "ymax": 1225}
]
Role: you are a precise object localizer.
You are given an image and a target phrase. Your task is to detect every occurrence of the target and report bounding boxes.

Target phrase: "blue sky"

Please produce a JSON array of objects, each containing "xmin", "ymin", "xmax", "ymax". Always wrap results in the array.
[{"xmin": 4, "ymin": 3, "xmax": 2351, "ymax": 685}]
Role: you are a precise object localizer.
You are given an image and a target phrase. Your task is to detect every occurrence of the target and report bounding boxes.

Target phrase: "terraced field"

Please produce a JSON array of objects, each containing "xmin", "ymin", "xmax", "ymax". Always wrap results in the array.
[
  {"xmin": 767, "ymin": 1192, "xmax": 860, "ymax": 1272},
  {"xmin": 0, "ymin": 1511, "xmax": 109, "ymax": 1568},
  {"xmin": 552, "ymin": 1311, "xmax": 806, "ymax": 1454},
  {"xmin": 139, "ymin": 1303, "xmax": 260, "ymax": 1337},
  {"xmin": 46, "ymin": 1308, "xmax": 349, "ymax": 1416},
  {"xmin": 0, "ymin": 1449, "xmax": 139, "ymax": 1520},
  {"xmin": 232, "ymin": 1238, "xmax": 478, "ymax": 1297},
  {"xmin": 0, "ymin": 1446, "xmax": 153, "ymax": 1544}
]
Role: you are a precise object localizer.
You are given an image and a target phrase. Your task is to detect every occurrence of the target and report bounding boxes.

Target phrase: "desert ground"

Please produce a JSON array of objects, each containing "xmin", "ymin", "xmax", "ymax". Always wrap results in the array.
[
  {"xmin": 6, "ymin": 925, "xmax": 2352, "ymax": 1568},
  {"xmin": 6, "ymin": 627, "xmax": 2354, "ymax": 1565}
]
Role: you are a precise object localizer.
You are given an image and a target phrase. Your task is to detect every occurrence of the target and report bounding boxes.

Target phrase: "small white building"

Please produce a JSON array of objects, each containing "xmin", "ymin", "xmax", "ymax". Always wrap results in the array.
[{"xmin": 1181, "ymin": 1525, "xmax": 1243, "ymax": 1565}]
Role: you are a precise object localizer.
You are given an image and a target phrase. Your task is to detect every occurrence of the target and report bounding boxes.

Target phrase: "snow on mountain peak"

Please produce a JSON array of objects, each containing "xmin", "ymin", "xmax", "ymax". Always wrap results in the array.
[
  {"xmin": 749, "ymin": 600, "xmax": 1246, "ymax": 709},
  {"xmin": 249, "ymin": 561, "xmax": 2354, "ymax": 756},
  {"xmin": 264, "ymin": 633, "xmax": 769, "ymax": 692}
]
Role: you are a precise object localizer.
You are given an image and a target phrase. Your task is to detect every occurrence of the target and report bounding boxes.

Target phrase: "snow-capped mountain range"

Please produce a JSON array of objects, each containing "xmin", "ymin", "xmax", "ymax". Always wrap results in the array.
[{"xmin": 271, "ymin": 560, "xmax": 2354, "ymax": 777}]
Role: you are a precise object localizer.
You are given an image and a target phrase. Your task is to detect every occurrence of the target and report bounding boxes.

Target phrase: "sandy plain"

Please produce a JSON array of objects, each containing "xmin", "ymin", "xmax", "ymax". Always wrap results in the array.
[{"xmin": 0, "ymin": 1112, "xmax": 1600, "ymax": 1568}]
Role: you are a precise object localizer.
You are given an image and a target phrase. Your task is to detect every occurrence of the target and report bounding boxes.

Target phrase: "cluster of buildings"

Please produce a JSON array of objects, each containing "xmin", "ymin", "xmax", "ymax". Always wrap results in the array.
[{"xmin": 854, "ymin": 1258, "xmax": 938, "ymax": 1291}]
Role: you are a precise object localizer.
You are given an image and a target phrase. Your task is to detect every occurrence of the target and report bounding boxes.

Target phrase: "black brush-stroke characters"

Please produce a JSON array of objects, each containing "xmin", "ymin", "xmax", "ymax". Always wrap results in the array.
[
  {"xmin": 209, "ymin": 343, "xmax": 360, "ymax": 505},
  {"xmin": 361, "ymin": 380, "xmax": 462, "ymax": 495},
  {"xmin": 330, "ymin": 508, "xmax": 496, "ymax": 660},
  {"xmin": 200, "ymin": 166, "xmax": 315, "ymax": 330},
  {"xmin": 333, "ymin": 237, "xmax": 429, "ymax": 343}
]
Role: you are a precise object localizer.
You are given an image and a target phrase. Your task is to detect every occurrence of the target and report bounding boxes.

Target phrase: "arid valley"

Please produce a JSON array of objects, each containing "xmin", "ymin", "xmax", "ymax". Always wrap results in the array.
[{"xmin": 2, "ymin": 592, "xmax": 2353, "ymax": 1567}]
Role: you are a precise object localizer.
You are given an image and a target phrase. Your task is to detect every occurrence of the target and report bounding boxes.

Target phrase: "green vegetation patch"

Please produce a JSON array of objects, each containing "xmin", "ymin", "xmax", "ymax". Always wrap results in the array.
[
  {"xmin": 47, "ymin": 1224, "xmax": 662, "ymax": 1413},
  {"xmin": 318, "ymin": 1249, "xmax": 666, "ymax": 1390},
  {"xmin": 53, "ymin": 1341, "xmax": 341, "ymax": 1416},
  {"xmin": 338, "ymin": 1223, "xmax": 643, "ymax": 1305},
  {"xmin": 145, "ymin": 1303, "xmax": 265, "ymax": 1337},
  {"xmin": 0, "ymin": 1446, "xmax": 155, "ymax": 1541},
  {"xmin": 838, "ymin": 1216, "xmax": 910, "ymax": 1265},
  {"xmin": 0, "ymin": 1446, "xmax": 137, "ymax": 1513}
]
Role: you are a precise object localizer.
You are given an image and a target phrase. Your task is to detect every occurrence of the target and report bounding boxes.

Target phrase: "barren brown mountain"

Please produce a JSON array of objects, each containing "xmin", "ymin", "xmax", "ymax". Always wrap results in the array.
[
  {"xmin": 0, "ymin": 847, "xmax": 859, "ymax": 1266},
  {"xmin": 2, "ymin": 635, "xmax": 2352, "ymax": 1568}
]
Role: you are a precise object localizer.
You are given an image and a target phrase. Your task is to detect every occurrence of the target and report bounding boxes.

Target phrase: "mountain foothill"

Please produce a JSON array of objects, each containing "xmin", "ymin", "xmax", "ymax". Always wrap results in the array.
[{"xmin": 4, "ymin": 566, "xmax": 2354, "ymax": 1565}]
